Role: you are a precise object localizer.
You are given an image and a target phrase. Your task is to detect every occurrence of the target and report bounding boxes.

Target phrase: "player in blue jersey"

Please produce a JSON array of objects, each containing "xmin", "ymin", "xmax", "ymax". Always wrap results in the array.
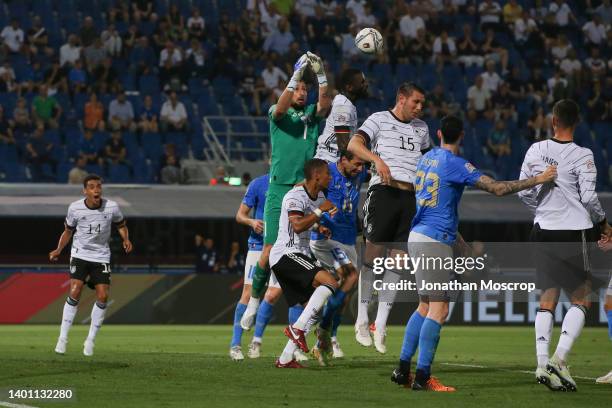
[
  {"xmin": 229, "ymin": 174, "xmax": 282, "ymax": 360},
  {"xmin": 390, "ymin": 115, "xmax": 557, "ymax": 391},
  {"xmin": 309, "ymin": 150, "xmax": 367, "ymax": 363}
]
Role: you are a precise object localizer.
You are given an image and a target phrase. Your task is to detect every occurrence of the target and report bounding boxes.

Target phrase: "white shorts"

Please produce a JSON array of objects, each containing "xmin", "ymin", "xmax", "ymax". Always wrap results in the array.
[
  {"xmin": 244, "ymin": 250, "xmax": 281, "ymax": 289},
  {"xmin": 310, "ymin": 239, "xmax": 358, "ymax": 271}
]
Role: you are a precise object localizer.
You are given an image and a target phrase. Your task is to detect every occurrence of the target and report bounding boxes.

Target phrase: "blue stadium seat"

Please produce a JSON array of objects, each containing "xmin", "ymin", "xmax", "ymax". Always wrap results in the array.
[
  {"xmin": 142, "ymin": 132, "xmax": 163, "ymax": 160},
  {"xmin": 108, "ymin": 163, "xmax": 132, "ymax": 183},
  {"xmin": 212, "ymin": 76, "xmax": 235, "ymax": 102},
  {"xmin": 197, "ymin": 91, "xmax": 219, "ymax": 116},
  {"xmin": 230, "ymin": 118, "xmax": 255, "ymax": 133},
  {"xmin": 139, "ymin": 74, "xmax": 160, "ymax": 95},
  {"xmin": 56, "ymin": 161, "xmax": 72, "ymax": 183}
]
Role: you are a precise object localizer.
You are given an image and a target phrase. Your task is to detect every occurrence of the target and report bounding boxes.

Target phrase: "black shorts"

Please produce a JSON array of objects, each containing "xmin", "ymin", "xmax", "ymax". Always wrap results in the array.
[
  {"xmin": 363, "ymin": 185, "xmax": 416, "ymax": 244},
  {"xmin": 272, "ymin": 253, "xmax": 324, "ymax": 307},
  {"xmin": 70, "ymin": 257, "xmax": 112, "ymax": 286},
  {"xmin": 529, "ymin": 224, "xmax": 594, "ymax": 292}
]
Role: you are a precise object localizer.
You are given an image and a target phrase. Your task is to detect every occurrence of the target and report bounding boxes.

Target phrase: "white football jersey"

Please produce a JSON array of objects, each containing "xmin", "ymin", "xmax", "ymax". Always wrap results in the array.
[
  {"xmin": 357, "ymin": 111, "xmax": 431, "ymax": 186},
  {"xmin": 518, "ymin": 139, "xmax": 606, "ymax": 230},
  {"xmin": 269, "ymin": 186, "xmax": 325, "ymax": 267},
  {"xmin": 315, "ymin": 94, "xmax": 358, "ymax": 162},
  {"xmin": 65, "ymin": 198, "xmax": 125, "ymax": 263}
]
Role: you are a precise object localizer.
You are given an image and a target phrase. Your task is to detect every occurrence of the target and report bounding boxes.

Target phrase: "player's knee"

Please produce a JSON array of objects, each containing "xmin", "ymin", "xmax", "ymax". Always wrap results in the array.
[
  {"xmin": 264, "ymin": 287, "xmax": 282, "ymax": 304},
  {"xmin": 239, "ymin": 285, "xmax": 251, "ymax": 304},
  {"xmin": 417, "ymin": 301, "xmax": 429, "ymax": 316},
  {"xmin": 605, "ymin": 296, "xmax": 612, "ymax": 311},
  {"xmin": 316, "ymin": 270, "xmax": 339, "ymax": 289}
]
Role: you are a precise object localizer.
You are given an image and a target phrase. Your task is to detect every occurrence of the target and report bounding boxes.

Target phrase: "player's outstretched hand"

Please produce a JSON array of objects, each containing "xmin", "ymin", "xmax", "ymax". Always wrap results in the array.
[
  {"xmin": 374, "ymin": 158, "xmax": 392, "ymax": 185},
  {"xmin": 49, "ymin": 249, "xmax": 61, "ymax": 262},
  {"xmin": 306, "ymin": 52, "xmax": 324, "ymax": 75},
  {"xmin": 601, "ymin": 222, "xmax": 612, "ymax": 240},
  {"xmin": 319, "ymin": 200, "xmax": 338, "ymax": 216},
  {"xmin": 292, "ymin": 54, "xmax": 309, "ymax": 80},
  {"xmin": 251, "ymin": 219, "xmax": 264, "ymax": 235},
  {"xmin": 123, "ymin": 240, "xmax": 133, "ymax": 254},
  {"xmin": 537, "ymin": 165, "xmax": 557, "ymax": 183}
]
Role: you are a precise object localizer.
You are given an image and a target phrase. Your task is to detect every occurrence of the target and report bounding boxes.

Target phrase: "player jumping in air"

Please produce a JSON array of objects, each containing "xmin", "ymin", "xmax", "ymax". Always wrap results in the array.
[
  {"xmin": 518, "ymin": 99, "xmax": 612, "ymax": 391},
  {"xmin": 348, "ymin": 82, "xmax": 431, "ymax": 353},
  {"xmin": 240, "ymin": 53, "xmax": 331, "ymax": 330},
  {"xmin": 271, "ymin": 159, "xmax": 340, "ymax": 368},
  {"xmin": 310, "ymin": 151, "xmax": 367, "ymax": 363},
  {"xmin": 50, "ymin": 174, "xmax": 132, "ymax": 356},
  {"xmin": 391, "ymin": 115, "xmax": 556, "ymax": 391}
]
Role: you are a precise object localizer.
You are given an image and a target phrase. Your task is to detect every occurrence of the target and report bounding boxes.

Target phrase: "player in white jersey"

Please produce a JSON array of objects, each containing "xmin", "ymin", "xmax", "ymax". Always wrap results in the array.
[
  {"xmin": 347, "ymin": 82, "xmax": 430, "ymax": 353},
  {"xmin": 518, "ymin": 100, "xmax": 612, "ymax": 391},
  {"xmin": 49, "ymin": 174, "xmax": 133, "ymax": 356},
  {"xmin": 314, "ymin": 68, "xmax": 368, "ymax": 163},
  {"xmin": 272, "ymin": 159, "xmax": 341, "ymax": 368}
]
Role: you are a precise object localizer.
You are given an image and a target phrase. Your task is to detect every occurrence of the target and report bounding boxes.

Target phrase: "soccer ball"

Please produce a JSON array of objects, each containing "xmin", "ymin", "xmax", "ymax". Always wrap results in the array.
[{"xmin": 355, "ymin": 28, "xmax": 383, "ymax": 54}]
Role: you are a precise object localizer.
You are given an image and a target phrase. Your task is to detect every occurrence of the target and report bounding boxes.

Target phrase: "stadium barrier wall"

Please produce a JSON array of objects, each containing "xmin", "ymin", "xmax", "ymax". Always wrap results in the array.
[{"xmin": 0, "ymin": 272, "xmax": 608, "ymax": 326}]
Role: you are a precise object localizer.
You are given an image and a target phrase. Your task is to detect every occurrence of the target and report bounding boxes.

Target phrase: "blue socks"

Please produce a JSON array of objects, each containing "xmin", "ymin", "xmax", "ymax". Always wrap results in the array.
[
  {"xmin": 254, "ymin": 300, "xmax": 274, "ymax": 339},
  {"xmin": 331, "ymin": 312, "xmax": 342, "ymax": 337},
  {"xmin": 231, "ymin": 303, "xmax": 247, "ymax": 347},
  {"xmin": 399, "ymin": 310, "xmax": 426, "ymax": 365},
  {"xmin": 288, "ymin": 305, "xmax": 304, "ymax": 325},
  {"xmin": 607, "ymin": 309, "xmax": 612, "ymax": 340},
  {"xmin": 416, "ymin": 318, "xmax": 442, "ymax": 380},
  {"xmin": 320, "ymin": 289, "xmax": 346, "ymax": 331}
]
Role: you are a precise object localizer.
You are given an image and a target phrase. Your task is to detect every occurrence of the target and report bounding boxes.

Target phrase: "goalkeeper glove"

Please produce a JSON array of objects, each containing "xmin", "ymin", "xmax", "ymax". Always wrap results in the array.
[
  {"xmin": 287, "ymin": 54, "xmax": 309, "ymax": 92},
  {"xmin": 307, "ymin": 51, "xmax": 327, "ymax": 87}
]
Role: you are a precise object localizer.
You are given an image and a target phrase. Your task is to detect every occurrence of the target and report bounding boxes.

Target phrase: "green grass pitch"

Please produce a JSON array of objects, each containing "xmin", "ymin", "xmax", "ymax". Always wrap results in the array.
[{"xmin": 0, "ymin": 325, "xmax": 610, "ymax": 407}]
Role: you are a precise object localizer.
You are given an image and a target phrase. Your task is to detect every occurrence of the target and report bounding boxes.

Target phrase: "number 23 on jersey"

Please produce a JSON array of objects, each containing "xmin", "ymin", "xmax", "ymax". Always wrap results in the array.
[{"xmin": 415, "ymin": 170, "xmax": 439, "ymax": 207}]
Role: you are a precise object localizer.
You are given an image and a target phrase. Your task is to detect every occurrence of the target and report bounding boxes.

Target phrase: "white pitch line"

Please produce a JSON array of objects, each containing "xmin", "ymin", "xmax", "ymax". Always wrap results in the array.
[
  {"xmin": 441, "ymin": 362, "xmax": 597, "ymax": 381},
  {"xmin": 0, "ymin": 401, "xmax": 40, "ymax": 408}
]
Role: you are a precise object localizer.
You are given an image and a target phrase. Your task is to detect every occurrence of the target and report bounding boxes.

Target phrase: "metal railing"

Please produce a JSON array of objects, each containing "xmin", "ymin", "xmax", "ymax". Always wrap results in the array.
[{"xmin": 201, "ymin": 116, "xmax": 270, "ymax": 163}]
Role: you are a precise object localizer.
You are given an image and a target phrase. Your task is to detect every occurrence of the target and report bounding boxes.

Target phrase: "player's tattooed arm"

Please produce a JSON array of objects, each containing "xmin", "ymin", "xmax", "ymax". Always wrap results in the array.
[{"xmin": 474, "ymin": 166, "xmax": 557, "ymax": 197}]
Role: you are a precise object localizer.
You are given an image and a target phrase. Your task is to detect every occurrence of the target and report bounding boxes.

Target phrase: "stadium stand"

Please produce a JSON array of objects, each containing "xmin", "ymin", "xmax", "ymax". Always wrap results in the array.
[{"xmin": 0, "ymin": 0, "xmax": 608, "ymax": 187}]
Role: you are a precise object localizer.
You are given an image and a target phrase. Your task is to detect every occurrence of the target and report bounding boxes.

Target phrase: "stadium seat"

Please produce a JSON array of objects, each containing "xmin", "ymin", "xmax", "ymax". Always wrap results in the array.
[
  {"xmin": 142, "ymin": 132, "xmax": 163, "ymax": 160},
  {"xmin": 108, "ymin": 163, "xmax": 132, "ymax": 183},
  {"xmin": 139, "ymin": 74, "xmax": 160, "ymax": 95}
]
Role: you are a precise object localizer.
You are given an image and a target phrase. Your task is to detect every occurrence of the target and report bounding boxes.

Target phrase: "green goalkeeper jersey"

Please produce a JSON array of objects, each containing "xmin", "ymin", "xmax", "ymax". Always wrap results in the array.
[{"xmin": 268, "ymin": 103, "xmax": 321, "ymax": 185}]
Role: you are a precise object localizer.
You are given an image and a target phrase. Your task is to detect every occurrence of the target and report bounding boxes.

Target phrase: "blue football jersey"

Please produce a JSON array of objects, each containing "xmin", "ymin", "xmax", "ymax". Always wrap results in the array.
[
  {"xmin": 242, "ymin": 174, "xmax": 269, "ymax": 251},
  {"xmin": 311, "ymin": 162, "xmax": 366, "ymax": 245},
  {"xmin": 411, "ymin": 148, "xmax": 482, "ymax": 245}
]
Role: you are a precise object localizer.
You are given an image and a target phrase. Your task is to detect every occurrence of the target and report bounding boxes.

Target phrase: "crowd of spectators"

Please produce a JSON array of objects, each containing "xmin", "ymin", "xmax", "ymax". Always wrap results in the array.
[{"xmin": 0, "ymin": 0, "xmax": 609, "ymax": 186}]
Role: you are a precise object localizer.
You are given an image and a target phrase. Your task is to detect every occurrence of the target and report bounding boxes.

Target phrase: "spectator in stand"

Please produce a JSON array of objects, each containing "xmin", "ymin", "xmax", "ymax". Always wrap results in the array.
[
  {"xmin": 527, "ymin": 106, "xmax": 551, "ymax": 142},
  {"xmin": 596, "ymin": 0, "xmax": 611, "ymax": 24},
  {"xmin": 138, "ymin": 95, "xmax": 159, "ymax": 133},
  {"xmin": 0, "ymin": 106, "xmax": 15, "ymax": 146},
  {"xmin": 410, "ymin": 28, "xmax": 433, "ymax": 64},
  {"xmin": 12, "ymin": 97, "xmax": 32, "ymax": 131},
  {"xmin": 550, "ymin": 33, "xmax": 572, "ymax": 63},
  {"xmin": 487, "ymin": 120, "xmax": 511, "ymax": 158},
  {"xmin": 103, "ymin": 130, "xmax": 127, "ymax": 165},
  {"xmin": 26, "ymin": 124, "xmax": 56, "ymax": 181},
  {"xmin": 547, "ymin": 69, "xmax": 569, "ymax": 103},
  {"xmin": 432, "ymin": 30, "xmax": 457, "ymax": 65},
  {"xmin": 84, "ymin": 93, "xmax": 105, "ymax": 131},
  {"xmin": 123, "ymin": 24, "xmax": 141, "ymax": 55},
  {"xmin": 129, "ymin": 37, "xmax": 156, "ymax": 77},
  {"xmin": 160, "ymin": 142, "xmax": 179, "ymax": 169},
  {"xmin": 239, "ymin": 66, "xmax": 265, "ymax": 116},
  {"xmin": 481, "ymin": 59, "xmax": 503, "ymax": 93},
  {"xmin": 27, "ymin": 16, "xmax": 53, "ymax": 57},
  {"xmin": 132, "ymin": 1, "xmax": 154, "ymax": 22},
  {"xmin": 166, "ymin": 4, "xmax": 187, "ymax": 41},
  {"xmin": 586, "ymin": 79, "xmax": 608, "ymax": 123},
  {"xmin": 108, "ymin": 91, "xmax": 136, "ymax": 131},
  {"xmin": 1, "ymin": 18, "xmax": 25, "ymax": 54},
  {"xmin": 159, "ymin": 41, "xmax": 185, "ymax": 91},
  {"xmin": 263, "ymin": 18, "xmax": 294, "ymax": 55},
  {"xmin": 560, "ymin": 49, "xmax": 582, "ymax": 87},
  {"xmin": 195, "ymin": 235, "xmax": 219, "ymax": 274},
  {"xmin": 68, "ymin": 155, "xmax": 89, "ymax": 184},
  {"xmin": 68, "ymin": 60, "xmax": 87, "ymax": 93},
  {"xmin": 388, "ymin": 27, "xmax": 411, "ymax": 67},
  {"xmin": 92, "ymin": 57, "xmax": 120, "ymax": 93},
  {"xmin": 101, "ymin": 24, "xmax": 123, "ymax": 57},
  {"xmin": 306, "ymin": 7, "xmax": 334, "ymax": 49},
  {"xmin": 79, "ymin": 129, "xmax": 101, "ymax": 165},
  {"xmin": 585, "ymin": 47, "xmax": 607, "ymax": 79},
  {"xmin": 59, "ymin": 34, "xmax": 81, "ymax": 68},
  {"xmin": 0, "ymin": 61, "xmax": 18, "ymax": 93},
  {"xmin": 457, "ymin": 24, "xmax": 484, "ymax": 67},
  {"xmin": 503, "ymin": 0, "xmax": 522, "ymax": 28},
  {"xmin": 355, "ymin": 3, "xmax": 377, "ymax": 28},
  {"xmin": 340, "ymin": 25, "xmax": 362, "ymax": 60},
  {"xmin": 185, "ymin": 39, "xmax": 207, "ymax": 78},
  {"xmin": 44, "ymin": 59, "xmax": 68, "ymax": 94},
  {"xmin": 160, "ymin": 91, "xmax": 189, "ymax": 133},
  {"xmin": 160, "ymin": 155, "xmax": 182, "ymax": 184},
  {"xmin": 84, "ymin": 37, "xmax": 108, "ymax": 72},
  {"xmin": 32, "ymin": 84, "xmax": 62, "ymax": 129},
  {"xmin": 79, "ymin": 16, "xmax": 98, "ymax": 47},
  {"xmin": 514, "ymin": 10, "xmax": 538, "ymax": 50},
  {"xmin": 478, "ymin": 0, "xmax": 502, "ymax": 32},
  {"xmin": 506, "ymin": 66, "xmax": 526, "ymax": 100},
  {"xmin": 261, "ymin": 60, "xmax": 287, "ymax": 96},
  {"xmin": 467, "ymin": 75, "xmax": 491, "ymax": 115},
  {"xmin": 427, "ymin": 84, "xmax": 449, "ymax": 118},
  {"xmin": 209, "ymin": 165, "xmax": 229, "ymax": 186},
  {"xmin": 225, "ymin": 241, "xmax": 246, "ymax": 275},
  {"xmin": 491, "ymin": 82, "xmax": 517, "ymax": 121},
  {"xmin": 527, "ymin": 67, "xmax": 548, "ymax": 105},
  {"xmin": 481, "ymin": 28, "xmax": 509, "ymax": 73},
  {"xmin": 582, "ymin": 14, "xmax": 609, "ymax": 46},
  {"xmin": 186, "ymin": 8, "xmax": 205, "ymax": 40},
  {"xmin": 548, "ymin": 0, "xmax": 577, "ymax": 32}
]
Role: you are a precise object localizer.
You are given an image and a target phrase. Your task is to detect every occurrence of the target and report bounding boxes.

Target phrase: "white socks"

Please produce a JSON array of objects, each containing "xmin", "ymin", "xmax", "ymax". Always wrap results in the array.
[
  {"xmin": 293, "ymin": 285, "xmax": 334, "ymax": 331},
  {"xmin": 535, "ymin": 308, "xmax": 553, "ymax": 368},
  {"xmin": 554, "ymin": 304, "xmax": 586, "ymax": 363},
  {"xmin": 373, "ymin": 271, "xmax": 400, "ymax": 333},
  {"xmin": 59, "ymin": 297, "xmax": 78, "ymax": 340},
  {"xmin": 280, "ymin": 313, "xmax": 320, "ymax": 363},
  {"xmin": 356, "ymin": 266, "xmax": 374, "ymax": 326},
  {"xmin": 86, "ymin": 302, "xmax": 107, "ymax": 342}
]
